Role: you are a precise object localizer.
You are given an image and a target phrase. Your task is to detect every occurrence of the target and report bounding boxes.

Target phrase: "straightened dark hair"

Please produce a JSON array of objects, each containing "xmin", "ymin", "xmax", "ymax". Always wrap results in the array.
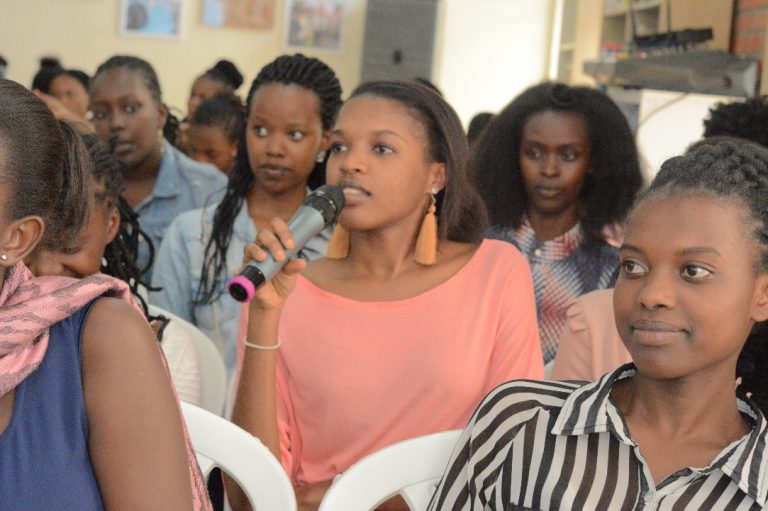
[{"xmin": 349, "ymin": 80, "xmax": 488, "ymax": 243}]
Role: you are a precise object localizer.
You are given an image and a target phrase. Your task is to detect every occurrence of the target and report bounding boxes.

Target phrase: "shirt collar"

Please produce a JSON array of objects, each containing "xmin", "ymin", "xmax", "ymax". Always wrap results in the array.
[
  {"xmin": 152, "ymin": 139, "xmax": 180, "ymax": 199},
  {"xmin": 515, "ymin": 217, "xmax": 583, "ymax": 261},
  {"xmin": 553, "ymin": 363, "xmax": 768, "ymax": 505}
]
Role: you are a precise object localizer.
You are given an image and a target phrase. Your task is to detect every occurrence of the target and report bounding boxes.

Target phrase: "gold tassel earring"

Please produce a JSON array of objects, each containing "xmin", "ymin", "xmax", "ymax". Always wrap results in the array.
[
  {"xmin": 326, "ymin": 224, "xmax": 351, "ymax": 259},
  {"xmin": 414, "ymin": 190, "xmax": 438, "ymax": 265}
]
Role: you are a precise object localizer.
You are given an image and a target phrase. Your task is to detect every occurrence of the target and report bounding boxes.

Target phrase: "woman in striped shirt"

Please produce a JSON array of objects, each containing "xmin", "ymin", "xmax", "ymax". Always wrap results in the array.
[{"xmin": 429, "ymin": 141, "xmax": 768, "ymax": 510}]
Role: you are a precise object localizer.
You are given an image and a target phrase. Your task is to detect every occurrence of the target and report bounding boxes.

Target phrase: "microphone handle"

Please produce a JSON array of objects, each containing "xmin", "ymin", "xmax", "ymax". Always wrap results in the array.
[{"xmin": 228, "ymin": 205, "xmax": 326, "ymax": 302}]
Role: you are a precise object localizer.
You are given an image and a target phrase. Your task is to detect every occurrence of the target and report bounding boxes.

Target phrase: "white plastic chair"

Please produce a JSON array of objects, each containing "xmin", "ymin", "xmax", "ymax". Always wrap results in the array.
[
  {"xmin": 149, "ymin": 304, "xmax": 228, "ymax": 416},
  {"xmin": 318, "ymin": 430, "xmax": 462, "ymax": 511},
  {"xmin": 181, "ymin": 402, "xmax": 297, "ymax": 511}
]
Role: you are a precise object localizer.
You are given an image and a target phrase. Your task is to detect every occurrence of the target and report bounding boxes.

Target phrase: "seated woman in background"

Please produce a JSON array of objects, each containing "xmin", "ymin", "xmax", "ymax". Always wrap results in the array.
[
  {"xmin": 0, "ymin": 80, "xmax": 209, "ymax": 510},
  {"xmin": 26, "ymin": 133, "xmax": 202, "ymax": 406},
  {"xmin": 230, "ymin": 80, "xmax": 544, "ymax": 511},
  {"xmin": 186, "ymin": 93, "xmax": 245, "ymax": 174},
  {"xmin": 33, "ymin": 67, "xmax": 95, "ymax": 133},
  {"xmin": 187, "ymin": 59, "xmax": 244, "ymax": 120},
  {"xmin": 179, "ymin": 59, "xmax": 244, "ymax": 153},
  {"xmin": 89, "ymin": 55, "xmax": 227, "ymax": 281},
  {"xmin": 50, "ymin": 69, "xmax": 91, "ymax": 119},
  {"xmin": 151, "ymin": 54, "xmax": 341, "ymax": 376},
  {"xmin": 429, "ymin": 141, "xmax": 768, "ymax": 510},
  {"xmin": 474, "ymin": 82, "xmax": 643, "ymax": 367}
]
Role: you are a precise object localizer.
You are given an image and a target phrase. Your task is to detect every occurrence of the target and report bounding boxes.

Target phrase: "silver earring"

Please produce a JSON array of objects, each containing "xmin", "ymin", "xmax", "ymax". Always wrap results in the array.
[
  {"xmin": 316, "ymin": 151, "xmax": 326, "ymax": 163},
  {"xmin": 0, "ymin": 254, "xmax": 7, "ymax": 261}
]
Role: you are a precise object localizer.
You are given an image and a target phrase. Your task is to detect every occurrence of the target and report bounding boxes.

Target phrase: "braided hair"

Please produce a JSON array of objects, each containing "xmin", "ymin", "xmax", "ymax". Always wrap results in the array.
[
  {"xmin": 81, "ymin": 133, "xmax": 157, "ymax": 318},
  {"xmin": 92, "ymin": 55, "xmax": 180, "ymax": 146},
  {"xmin": 195, "ymin": 54, "xmax": 342, "ymax": 306},
  {"xmin": 641, "ymin": 141, "xmax": 768, "ymax": 414}
]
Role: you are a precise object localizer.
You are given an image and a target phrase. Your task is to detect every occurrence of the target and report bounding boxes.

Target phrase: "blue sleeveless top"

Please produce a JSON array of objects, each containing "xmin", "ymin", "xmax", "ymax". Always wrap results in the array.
[{"xmin": 0, "ymin": 301, "xmax": 104, "ymax": 510}]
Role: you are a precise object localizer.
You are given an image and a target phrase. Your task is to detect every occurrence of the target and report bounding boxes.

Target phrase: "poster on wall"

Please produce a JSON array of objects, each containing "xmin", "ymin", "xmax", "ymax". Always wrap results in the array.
[
  {"xmin": 202, "ymin": 0, "xmax": 276, "ymax": 30},
  {"xmin": 119, "ymin": 0, "xmax": 184, "ymax": 39},
  {"xmin": 285, "ymin": 0, "xmax": 345, "ymax": 51}
]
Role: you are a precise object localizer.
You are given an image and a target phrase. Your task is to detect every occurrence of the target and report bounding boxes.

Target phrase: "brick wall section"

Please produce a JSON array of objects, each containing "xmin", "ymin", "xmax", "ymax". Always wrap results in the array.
[{"xmin": 732, "ymin": 0, "xmax": 768, "ymax": 59}]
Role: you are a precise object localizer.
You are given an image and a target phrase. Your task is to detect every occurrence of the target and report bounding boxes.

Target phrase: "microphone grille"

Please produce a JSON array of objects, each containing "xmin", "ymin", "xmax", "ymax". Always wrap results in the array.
[{"xmin": 303, "ymin": 184, "xmax": 345, "ymax": 227}]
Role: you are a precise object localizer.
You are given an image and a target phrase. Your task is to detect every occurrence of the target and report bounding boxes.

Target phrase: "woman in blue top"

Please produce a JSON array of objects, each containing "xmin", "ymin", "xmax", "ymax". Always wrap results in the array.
[
  {"xmin": 475, "ymin": 82, "xmax": 643, "ymax": 365},
  {"xmin": 151, "ymin": 54, "xmax": 342, "ymax": 375},
  {"xmin": 0, "ymin": 79, "xmax": 208, "ymax": 510},
  {"xmin": 89, "ymin": 55, "xmax": 227, "ymax": 282}
]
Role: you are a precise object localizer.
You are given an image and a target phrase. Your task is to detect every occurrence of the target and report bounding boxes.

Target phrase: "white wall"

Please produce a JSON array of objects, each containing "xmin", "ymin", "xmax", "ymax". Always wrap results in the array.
[
  {"xmin": 434, "ymin": 0, "xmax": 555, "ymax": 126},
  {"xmin": 0, "ymin": 0, "xmax": 367, "ymax": 113}
]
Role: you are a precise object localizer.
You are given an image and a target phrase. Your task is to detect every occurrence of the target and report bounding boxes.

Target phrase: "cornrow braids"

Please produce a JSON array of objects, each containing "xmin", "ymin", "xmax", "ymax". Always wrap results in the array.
[
  {"xmin": 92, "ymin": 55, "xmax": 180, "ymax": 146},
  {"xmin": 194, "ymin": 54, "xmax": 342, "ymax": 306},
  {"xmin": 190, "ymin": 93, "xmax": 246, "ymax": 143},
  {"xmin": 640, "ymin": 141, "xmax": 768, "ymax": 414}
]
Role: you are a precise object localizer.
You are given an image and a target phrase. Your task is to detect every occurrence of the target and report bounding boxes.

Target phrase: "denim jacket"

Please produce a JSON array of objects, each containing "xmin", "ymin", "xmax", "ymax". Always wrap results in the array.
[
  {"xmin": 150, "ymin": 199, "xmax": 330, "ymax": 376},
  {"xmin": 135, "ymin": 140, "xmax": 227, "ymax": 282}
]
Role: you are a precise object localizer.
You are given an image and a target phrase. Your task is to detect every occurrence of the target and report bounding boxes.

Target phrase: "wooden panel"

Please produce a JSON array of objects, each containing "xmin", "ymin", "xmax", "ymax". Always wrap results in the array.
[{"xmin": 361, "ymin": 0, "xmax": 439, "ymax": 82}]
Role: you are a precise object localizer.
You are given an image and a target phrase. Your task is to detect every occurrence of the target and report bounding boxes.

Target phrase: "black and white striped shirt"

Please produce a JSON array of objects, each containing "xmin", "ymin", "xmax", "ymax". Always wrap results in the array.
[{"xmin": 428, "ymin": 365, "xmax": 768, "ymax": 510}]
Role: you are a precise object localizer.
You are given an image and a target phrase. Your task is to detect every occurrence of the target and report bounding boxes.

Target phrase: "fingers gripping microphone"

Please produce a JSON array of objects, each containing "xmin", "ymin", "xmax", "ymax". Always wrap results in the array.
[{"xmin": 227, "ymin": 185, "xmax": 345, "ymax": 303}]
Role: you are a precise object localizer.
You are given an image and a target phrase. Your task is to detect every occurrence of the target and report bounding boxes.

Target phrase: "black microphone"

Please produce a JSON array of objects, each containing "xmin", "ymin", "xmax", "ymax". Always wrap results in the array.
[{"xmin": 227, "ymin": 184, "xmax": 345, "ymax": 302}]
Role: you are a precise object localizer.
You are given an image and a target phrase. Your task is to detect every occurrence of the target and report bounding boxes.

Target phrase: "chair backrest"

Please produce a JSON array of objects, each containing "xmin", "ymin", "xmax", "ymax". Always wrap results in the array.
[
  {"xmin": 318, "ymin": 430, "xmax": 462, "ymax": 511},
  {"xmin": 149, "ymin": 304, "xmax": 228, "ymax": 416},
  {"xmin": 181, "ymin": 402, "xmax": 297, "ymax": 511}
]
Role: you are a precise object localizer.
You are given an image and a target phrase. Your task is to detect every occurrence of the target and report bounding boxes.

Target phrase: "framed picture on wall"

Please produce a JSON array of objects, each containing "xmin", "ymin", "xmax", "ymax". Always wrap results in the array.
[
  {"xmin": 285, "ymin": 0, "xmax": 346, "ymax": 51},
  {"xmin": 119, "ymin": 0, "xmax": 184, "ymax": 39},
  {"xmin": 202, "ymin": 0, "xmax": 276, "ymax": 30}
]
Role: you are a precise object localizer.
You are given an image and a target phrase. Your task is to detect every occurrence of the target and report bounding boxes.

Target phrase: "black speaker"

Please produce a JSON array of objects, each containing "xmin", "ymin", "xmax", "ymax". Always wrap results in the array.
[{"xmin": 361, "ymin": 0, "xmax": 439, "ymax": 82}]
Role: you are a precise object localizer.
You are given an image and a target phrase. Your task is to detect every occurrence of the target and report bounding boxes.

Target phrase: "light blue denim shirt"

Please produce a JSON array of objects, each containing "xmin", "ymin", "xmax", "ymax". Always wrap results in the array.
[
  {"xmin": 135, "ymin": 140, "xmax": 227, "ymax": 282},
  {"xmin": 150, "ymin": 198, "xmax": 330, "ymax": 376}
]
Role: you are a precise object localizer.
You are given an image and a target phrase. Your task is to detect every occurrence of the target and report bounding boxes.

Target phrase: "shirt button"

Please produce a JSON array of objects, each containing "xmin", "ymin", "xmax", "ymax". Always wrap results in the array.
[{"xmin": 534, "ymin": 248, "xmax": 543, "ymax": 257}]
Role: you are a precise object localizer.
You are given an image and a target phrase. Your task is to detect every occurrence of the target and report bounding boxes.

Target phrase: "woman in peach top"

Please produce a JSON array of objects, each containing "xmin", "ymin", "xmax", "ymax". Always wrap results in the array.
[{"xmin": 230, "ymin": 80, "xmax": 544, "ymax": 511}]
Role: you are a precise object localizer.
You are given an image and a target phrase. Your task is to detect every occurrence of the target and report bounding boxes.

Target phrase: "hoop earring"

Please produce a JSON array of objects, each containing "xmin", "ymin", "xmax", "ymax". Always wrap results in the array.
[
  {"xmin": 414, "ymin": 190, "xmax": 438, "ymax": 266},
  {"xmin": 326, "ymin": 224, "xmax": 350, "ymax": 259}
]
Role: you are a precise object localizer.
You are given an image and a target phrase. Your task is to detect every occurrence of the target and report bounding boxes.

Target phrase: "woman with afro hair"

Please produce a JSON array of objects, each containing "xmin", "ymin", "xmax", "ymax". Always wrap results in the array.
[{"xmin": 474, "ymin": 82, "xmax": 643, "ymax": 365}]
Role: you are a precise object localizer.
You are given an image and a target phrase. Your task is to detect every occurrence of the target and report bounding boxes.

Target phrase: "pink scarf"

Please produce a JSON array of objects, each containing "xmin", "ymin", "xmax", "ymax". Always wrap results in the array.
[{"xmin": 0, "ymin": 262, "xmax": 212, "ymax": 510}]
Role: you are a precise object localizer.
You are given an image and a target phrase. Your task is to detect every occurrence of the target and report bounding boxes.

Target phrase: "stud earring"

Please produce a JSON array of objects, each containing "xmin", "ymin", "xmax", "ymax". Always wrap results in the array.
[
  {"xmin": 316, "ymin": 150, "xmax": 326, "ymax": 163},
  {"xmin": 0, "ymin": 254, "xmax": 8, "ymax": 261}
]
